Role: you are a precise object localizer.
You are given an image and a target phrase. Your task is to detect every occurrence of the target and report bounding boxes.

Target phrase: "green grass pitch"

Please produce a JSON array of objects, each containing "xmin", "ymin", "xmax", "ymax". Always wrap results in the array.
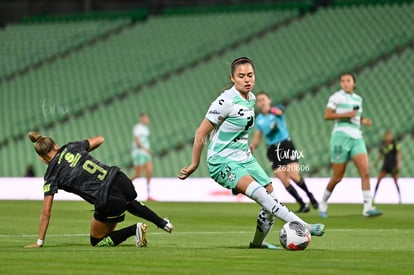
[{"xmin": 0, "ymin": 200, "xmax": 413, "ymax": 275}]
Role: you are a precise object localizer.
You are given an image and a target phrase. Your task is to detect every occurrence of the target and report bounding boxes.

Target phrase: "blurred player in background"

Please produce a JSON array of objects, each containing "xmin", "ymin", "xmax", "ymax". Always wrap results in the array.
[
  {"xmin": 24, "ymin": 164, "xmax": 36, "ymax": 177},
  {"xmin": 131, "ymin": 112, "xmax": 153, "ymax": 200},
  {"xmin": 250, "ymin": 92, "xmax": 318, "ymax": 213},
  {"xmin": 178, "ymin": 57, "xmax": 325, "ymax": 249},
  {"xmin": 25, "ymin": 131, "xmax": 173, "ymax": 249},
  {"xmin": 373, "ymin": 131, "xmax": 402, "ymax": 203},
  {"xmin": 319, "ymin": 73, "xmax": 383, "ymax": 218}
]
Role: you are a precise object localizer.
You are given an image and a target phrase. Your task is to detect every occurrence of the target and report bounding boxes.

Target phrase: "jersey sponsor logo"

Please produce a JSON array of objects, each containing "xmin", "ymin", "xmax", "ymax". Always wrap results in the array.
[
  {"xmin": 208, "ymin": 110, "xmax": 221, "ymax": 115},
  {"xmin": 43, "ymin": 183, "xmax": 51, "ymax": 193},
  {"xmin": 65, "ymin": 152, "xmax": 81, "ymax": 167},
  {"xmin": 57, "ymin": 148, "xmax": 67, "ymax": 164},
  {"xmin": 57, "ymin": 148, "xmax": 82, "ymax": 167},
  {"xmin": 245, "ymin": 116, "xmax": 254, "ymax": 130}
]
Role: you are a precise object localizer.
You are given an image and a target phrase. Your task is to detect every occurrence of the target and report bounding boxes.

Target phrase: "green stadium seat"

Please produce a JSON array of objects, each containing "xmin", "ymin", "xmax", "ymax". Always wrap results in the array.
[{"xmin": 2, "ymin": 3, "xmax": 414, "ymax": 177}]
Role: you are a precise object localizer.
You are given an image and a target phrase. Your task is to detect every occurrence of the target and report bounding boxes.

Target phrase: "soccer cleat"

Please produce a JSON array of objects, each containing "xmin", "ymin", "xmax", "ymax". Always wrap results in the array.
[
  {"xmin": 309, "ymin": 223, "xmax": 326, "ymax": 236},
  {"xmin": 162, "ymin": 218, "xmax": 174, "ymax": 233},
  {"xmin": 362, "ymin": 208, "xmax": 383, "ymax": 217},
  {"xmin": 319, "ymin": 211, "xmax": 328, "ymax": 218},
  {"xmin": 318, "ymin": 200, "xmax": 328, "ymax": 218},
  {"xmin": 296, "ymin": 204, "xmax": 310, "ymax": 213},
  {"xmin": 135, "ymin": 222, "xmax": 148, "ymax": 248},
  {"xmin": 249, "ymin": 242, "xmax": 282, "ymax": 250}
]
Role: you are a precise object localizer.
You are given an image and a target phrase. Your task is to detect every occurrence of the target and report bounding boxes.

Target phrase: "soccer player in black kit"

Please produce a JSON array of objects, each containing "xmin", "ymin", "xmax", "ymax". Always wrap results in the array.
[
  {"xmin": 373, "ymin": 131, "xmax": 402, "ymax": 203},
  {"xmin": 25, "ymin": 131, "xmax": 173, "ymax": 248}
]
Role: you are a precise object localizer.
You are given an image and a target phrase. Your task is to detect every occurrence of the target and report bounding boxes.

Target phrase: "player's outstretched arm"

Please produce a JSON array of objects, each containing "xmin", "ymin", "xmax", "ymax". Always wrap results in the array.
[
  {"xmin": 87, "ymin": 136, "xmax": 104, "ymax": 151},
  {"xmin": 178, "ymin": 119, "xmax": 214, "ymax": 180},
  {"xmin": 25, "ymin": 195, "xmax": 54, "ymax": 248}
]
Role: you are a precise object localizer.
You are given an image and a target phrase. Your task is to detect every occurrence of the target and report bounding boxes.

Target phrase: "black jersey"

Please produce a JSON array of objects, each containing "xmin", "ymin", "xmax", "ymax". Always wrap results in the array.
[
  {"xmin": 43, "ymin": 140, "xmax": 120, "ymax": 208},
  {"xmin": 380, "ymin": 140, "xmax": 400, "ymax": 168}
]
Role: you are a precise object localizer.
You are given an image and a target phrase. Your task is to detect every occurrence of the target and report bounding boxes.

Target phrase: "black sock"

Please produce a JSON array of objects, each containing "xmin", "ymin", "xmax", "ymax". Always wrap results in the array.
[
  {"xmin": 108, "ymin": 225, "xmax": 137, "ymax": 246},
  {"xmin": 295, "ymin": 178, "xmax": 314, "ymax": 200},
  {"xmin": 286, "ymin": 185, "xmax": 304, "ymax": 205},
  {"xmin": 127, "ymin": 200, "xmax": 166, "ymax": 228},
  {"xmin": 90, "ymin": 224, "xmax": 136, "ymax": 247}
]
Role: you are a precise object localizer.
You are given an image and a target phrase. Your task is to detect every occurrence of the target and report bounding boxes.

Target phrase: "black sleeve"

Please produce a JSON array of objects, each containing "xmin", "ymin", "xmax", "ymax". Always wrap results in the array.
[
  {"xmin": 43, "ymin": 179, "xmax": 58, "ymax": 196},
  {"xmin": 66, "ymin": 140, "xmax": 90, "ymax": 152}
]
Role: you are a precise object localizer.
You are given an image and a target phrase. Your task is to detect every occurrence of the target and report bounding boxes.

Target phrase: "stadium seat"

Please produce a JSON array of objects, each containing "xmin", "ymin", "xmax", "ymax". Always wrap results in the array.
[{"xmin": 2, "ymin": 3, "xmax": 414, "ymax": 177}]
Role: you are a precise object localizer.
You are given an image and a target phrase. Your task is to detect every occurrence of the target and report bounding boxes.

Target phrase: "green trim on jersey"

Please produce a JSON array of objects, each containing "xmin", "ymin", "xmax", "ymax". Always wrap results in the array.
[
  {"xmin": 327, "ymin": 90, "xmax": 363, "ymax": 139},
  {"xmin": 205, "ymin": 87, "xmax": 256, "ymax": 162}
]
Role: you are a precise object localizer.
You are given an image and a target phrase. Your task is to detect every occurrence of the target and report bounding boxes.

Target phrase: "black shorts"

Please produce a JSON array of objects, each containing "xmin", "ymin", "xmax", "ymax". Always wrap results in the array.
[
  {"xmin": 381, "ymin": 162, "xmax": 398, "ymax": 175},
  {"xmin": 94, "ymin": 171, "xmax": 137, "ymax": 223},
  {"xmin": 267, "ymin": 139, "xmax": 299, "ymax": 170}
]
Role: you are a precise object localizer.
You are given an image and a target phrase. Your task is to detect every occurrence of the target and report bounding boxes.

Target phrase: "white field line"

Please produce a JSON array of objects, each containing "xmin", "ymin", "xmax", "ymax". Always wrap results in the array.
[{"xmin": 0, "ymin": 228, "xmax": 411, "ymax": 238}]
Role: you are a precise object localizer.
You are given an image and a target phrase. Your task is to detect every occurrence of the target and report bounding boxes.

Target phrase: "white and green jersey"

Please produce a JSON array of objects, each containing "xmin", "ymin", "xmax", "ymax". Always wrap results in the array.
[
  {"xmin": 326, "ymin": 90, "xmax": 363, "ymax": 139},
  {"xmin": 205, "ymin": 86, "xmax": 255, "ymax": 163},
  {"xmin": 132, "ymin": 123, "xmax": 150, "ymax": 152}
]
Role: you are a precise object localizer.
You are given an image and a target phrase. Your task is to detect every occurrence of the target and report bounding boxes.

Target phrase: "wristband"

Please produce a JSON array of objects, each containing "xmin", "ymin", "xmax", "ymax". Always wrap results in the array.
[{"xmin": 37, "ymin": 239, "xmax": 44, "ymax": 246}]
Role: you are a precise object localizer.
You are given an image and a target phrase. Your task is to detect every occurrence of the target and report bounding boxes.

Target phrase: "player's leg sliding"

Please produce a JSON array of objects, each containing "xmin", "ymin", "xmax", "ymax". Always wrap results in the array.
[
  {"xmin": 245, "ymin": 181, "xmax": 325, "ymax": 238},
  {"xmin": 90, "ymin": 223, "xmax": 147, "ymax": 247},
  {"xmin": 127, "ymin": 200, "xmax": 174, "ymax": 232}
]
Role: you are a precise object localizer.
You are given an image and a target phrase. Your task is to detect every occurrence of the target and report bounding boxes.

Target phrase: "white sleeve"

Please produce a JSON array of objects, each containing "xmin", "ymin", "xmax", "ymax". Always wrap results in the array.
[
  {"xmin": 133, "ymin": 125, "xmax": 143, "ymax": 138},
  {"xmin": 205, "ymin": 95, "xmax": 231, "ymax": 125},
  {"xmin": 326, "ymin": 93, "xmax": 338, "ymax": 110}
]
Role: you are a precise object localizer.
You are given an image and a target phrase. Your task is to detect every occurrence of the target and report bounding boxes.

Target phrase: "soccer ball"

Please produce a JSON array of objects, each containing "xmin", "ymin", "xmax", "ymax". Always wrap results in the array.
[{"xmin": 279, "ymin": 221, "xmax": 311, "ymax": 251}]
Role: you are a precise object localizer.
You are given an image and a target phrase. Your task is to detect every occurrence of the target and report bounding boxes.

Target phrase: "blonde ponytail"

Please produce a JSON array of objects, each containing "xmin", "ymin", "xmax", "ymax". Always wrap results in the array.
[
  {"xmin": 28, "ymin": 131, "xmax": 56, "ymax": 156},
  {"xmin": 28, "ymin": 131, "xmax": 42, "ymax": 143}
]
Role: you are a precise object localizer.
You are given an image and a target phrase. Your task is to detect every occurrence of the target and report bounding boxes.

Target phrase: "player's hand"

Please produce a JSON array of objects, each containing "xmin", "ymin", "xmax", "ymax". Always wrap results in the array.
[
  {"xmin": 361, "ymin": 118, "xmax": 372, "ymax": 126},
  {"xmin": 249, "ymin": 144, "xmax": 257, "ymax": 152},
  {"xmin": 270, "ymin": 107, "xmax": 283, "ymax": 116},
  {"xmin": 25, "ymin": 243, "xmax": 42, "ymax": 248},
  {"xmin": 177, "ymin": 164, "xmax": 198, "ymax": 180}
]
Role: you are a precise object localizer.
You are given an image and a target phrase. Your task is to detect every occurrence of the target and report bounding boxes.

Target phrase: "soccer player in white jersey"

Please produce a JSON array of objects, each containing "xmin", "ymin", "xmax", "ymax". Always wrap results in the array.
[
  {"xmin": 319, "ymin": 73, "xmax": 383, "ymax": 218},
  {"xmin": 131, "ymin": 113, "xmax": 153, "ymax": 200},
  {"xmin": 178, "ymin": 57, "xmax": 325, "ymax": 249}
]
